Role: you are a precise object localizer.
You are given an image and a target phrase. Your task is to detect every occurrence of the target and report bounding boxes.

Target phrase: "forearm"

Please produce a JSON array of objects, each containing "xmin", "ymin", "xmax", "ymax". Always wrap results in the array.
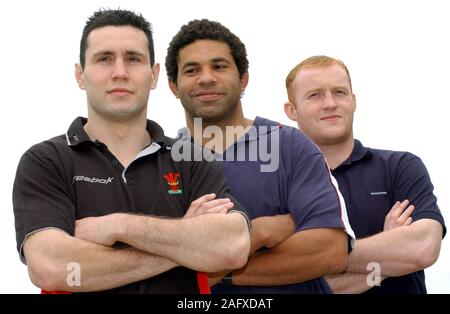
[
  {"xmin": 207, "ymin": 214, "xmax": 293, "ymax": 287},
  {"xmin": 117, "ymin": 212, "xmax": 250, "ymax": 272},
  {"xmin": 232, "ymin": 228, "xmax": 348, "ymax": 286},
  {"xmin": 325, "ymin": 272, "xmax": 385, "ymax": 294},
  {"xmin": 347, "ymin": 220, "xmax": 442, "ymax": 277},
  {"xmin": 348, "ymin": 238, "xmax": 417, "ymax": 277},
  {"xmin": 24, "ymin": 230, "xmax": 176, "ymax": 292}
]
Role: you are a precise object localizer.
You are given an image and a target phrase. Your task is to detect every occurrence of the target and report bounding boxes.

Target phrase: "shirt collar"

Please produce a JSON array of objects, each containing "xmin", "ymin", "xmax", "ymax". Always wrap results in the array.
[
  {"xmin": 176, "ymin": 116, "xmax": 282, "ymax": 143},
  {"xmin": 334, "ymin": 139, "xmax": 373, "ymax": 171},
  {"xmin": 65, "ymin": 117, "xmax": 91, "ymax": 146},
  {"xmin": 66, "ymin": 116, "xmax": 172, "ymax": 148}
]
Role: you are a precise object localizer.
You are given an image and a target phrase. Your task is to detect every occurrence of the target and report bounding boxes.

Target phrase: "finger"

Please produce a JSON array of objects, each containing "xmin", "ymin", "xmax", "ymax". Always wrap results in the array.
[
  {"xmin": 195, "ymin": 199, "xmax": 232, "ymax": 215},
  {"xmin": 201, "ymin": 198, "xmax": 232, "ymax": 209},
  {"xmin": 390, "ymin": 200, "xmax": 409, "ymax": 218},
  {"xmin": 404, "ymin": 217, "xmax": 413, "ymax": 226},
  {"xmin": 219, "ymin": 208, "xmax": 230, "ymax": 214},
  {"xmin": 188, "ymin": 194, "xmax": 217, "ymax": 216},
  {"xmin": 187, "ymin": 197, "xmax": 232, "ymax": 217},
  {"xmin": 398, "ymin": 205, "xmax": 415, "ymax": 222},
  {"xmin": 199, "ymin": 202, "xmax": 233, "ymax": 215},
  {"xmin": 206, "ymin": 202, "xmax": 234, "ymax": 214},
  {"xmin": 386, "ymin": 201, "xmax": 400, "ymax": 219},
  {"xmin": 190, "ymin": 193, "xmax": 217, "ymax": 207}
]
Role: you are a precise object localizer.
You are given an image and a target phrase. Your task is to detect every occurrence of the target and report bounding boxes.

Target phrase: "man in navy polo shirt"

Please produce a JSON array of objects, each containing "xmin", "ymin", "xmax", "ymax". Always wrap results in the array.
[
  {"xmin": 284, "ymin": 55, "xmax": 446, "ymax": 293},
  {"xmin": 166, "ymin": 19, "xmax": 355, "ymax": 293},
  {"xmin": 12, "ymin": 9, "xmax": 251, "ymax": 293}
]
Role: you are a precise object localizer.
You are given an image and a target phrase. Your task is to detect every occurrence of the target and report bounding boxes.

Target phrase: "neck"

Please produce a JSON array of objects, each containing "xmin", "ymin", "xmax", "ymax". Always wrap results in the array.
[
  {"xmin": 318, "ymin": 136, "xmax": 355, "ymax": 170},
  {"xmin": 186, "ymin": 103, "xmax": 252, "ymax": 153},
  {"xmin": 84, "ymin": 111, "xmax": 150, "ymax": 167}
]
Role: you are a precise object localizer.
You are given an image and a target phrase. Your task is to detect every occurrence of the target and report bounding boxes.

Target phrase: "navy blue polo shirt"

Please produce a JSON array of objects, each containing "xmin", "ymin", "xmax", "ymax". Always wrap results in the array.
[
  {"xmin": 178, "ymin": 116, "xmax": 354, "ymax": 293},
  {"xmin": 13, "ymin": 117, "xmax": 249, "ymax": 294},
  {"xmin": 331, "ymin": 139, "xmax": 446, "ymax": 294}
]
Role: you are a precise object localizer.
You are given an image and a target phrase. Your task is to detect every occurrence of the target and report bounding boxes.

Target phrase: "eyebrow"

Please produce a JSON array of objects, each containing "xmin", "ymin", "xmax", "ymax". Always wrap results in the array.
[
  {"xmin": 331, "ymin": 86, "xmax": 351, "ymax": 92},
  {"xmin": 91, "ymin": 50, "xmax": 147, "ymax": 59},
  {"xmin": 181, "ymin": 61, "xmax": 199, "ymax": 70},
  {"xmin": 304, "ymin": 85, "xmax": 350, "ymax": 94},
  {"xmin": 181, "ymin": 57, "xmax": 232, "ymax": 70},
  {"xmin": 211, "ymin": 57, "xmax": 231, "ymax": 64},
  {"xmin": 303, "ymin": 87, "xmax": 322, "ymax": 95},
  {"xmin": 92, "ymin": 51, "xmax": 114, "ymax": 58}
]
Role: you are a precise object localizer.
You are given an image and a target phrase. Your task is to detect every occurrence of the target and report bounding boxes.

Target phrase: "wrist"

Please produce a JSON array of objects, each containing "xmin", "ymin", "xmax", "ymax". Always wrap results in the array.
[
  {"xmin": 112, "ymin": 213, "xmax": 127, "ymax": 242},
  {"xmin": 250, "ymin": 217, "xmax": 268, "ymax": 253}
]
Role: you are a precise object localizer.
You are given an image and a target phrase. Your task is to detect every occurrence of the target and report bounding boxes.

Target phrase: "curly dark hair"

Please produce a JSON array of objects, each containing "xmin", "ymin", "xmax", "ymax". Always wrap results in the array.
[
  {"xmin": 165, "ymin": 19, "xmax": 249, "ymax": 84},
  {"xmin": 79, "ymin": 9, "xmax": 155, "ymax": 68}
]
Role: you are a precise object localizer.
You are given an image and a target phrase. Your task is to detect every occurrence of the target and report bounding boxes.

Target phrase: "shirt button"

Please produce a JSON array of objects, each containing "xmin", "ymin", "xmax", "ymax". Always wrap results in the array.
[{"xmin": 112, "ymin": 159, "xmax": 119, "ymax": 166}]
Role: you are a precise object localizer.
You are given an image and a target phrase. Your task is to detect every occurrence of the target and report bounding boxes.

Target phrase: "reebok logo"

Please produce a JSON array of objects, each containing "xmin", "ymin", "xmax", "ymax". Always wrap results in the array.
[{"xmin": 72, "ymin": 175, "xmax": 114, "ymax": 184}]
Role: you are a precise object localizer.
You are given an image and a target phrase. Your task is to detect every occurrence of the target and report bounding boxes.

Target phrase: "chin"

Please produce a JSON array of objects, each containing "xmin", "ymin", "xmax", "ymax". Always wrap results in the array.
[
  {"xmin": 320, "ymin": 134, "xmax": 350, "ymax": 146},
  {"xmin": 192, "ymin": 110, "xmax": 225, "ymax": 124}
]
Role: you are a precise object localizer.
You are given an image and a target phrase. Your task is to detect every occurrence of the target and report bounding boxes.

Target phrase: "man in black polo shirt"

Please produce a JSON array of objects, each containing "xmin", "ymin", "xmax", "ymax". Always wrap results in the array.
[
  {"xmin": 12, "ymin": 9, "xmax": 250, "ymax": 294},
  {"xmin": 284, "ymin": 55, "xmax": 446, "ymax": 293}
]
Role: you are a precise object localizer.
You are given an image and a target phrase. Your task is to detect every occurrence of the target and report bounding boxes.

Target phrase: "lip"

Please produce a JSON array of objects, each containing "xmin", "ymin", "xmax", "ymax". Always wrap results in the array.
[
  {"xmin": 107, "ymin": 88, "xmax": 133, "ymax": 96},
  {"xmin": 194, "ymin": 91, "xmax": 223, "ymax": 101},
  {"xmin": 320, "ymin": 114, "xmax": 341, "ymax": 121}
]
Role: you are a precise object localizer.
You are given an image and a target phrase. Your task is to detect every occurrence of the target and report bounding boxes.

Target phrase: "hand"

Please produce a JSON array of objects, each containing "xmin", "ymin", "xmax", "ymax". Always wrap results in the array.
[
  {"xmin": 75, "ymin": 214, "xmax": 118, "ymax": 246},
  {"xmin": 251, "ymin": 214, "xmax": 296, "ymax": 254},
  {"xmin": 263, "ymin": 214, "xmax": 296, "ymax": 248},
  {"xmin": 384, "ymin": 200, "xmax": 415, "ymax": 231},
  {"xmin": 184, "ymin": 193, "xmax": 234, "ymax": 218}
]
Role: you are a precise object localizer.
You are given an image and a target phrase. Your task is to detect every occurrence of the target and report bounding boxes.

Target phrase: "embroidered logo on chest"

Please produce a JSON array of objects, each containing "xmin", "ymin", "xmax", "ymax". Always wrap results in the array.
[{"xmin": 164, "ymin": 172, "xmax": 183, "ymax": 195}]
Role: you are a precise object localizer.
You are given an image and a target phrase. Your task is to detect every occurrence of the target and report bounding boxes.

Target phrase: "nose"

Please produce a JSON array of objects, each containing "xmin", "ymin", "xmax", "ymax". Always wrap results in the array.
[
  {"xmin": 323, "ymin": 91, "xmax": 338, "ymax": 110},
  {"xmin": 197, "ymin": 68, "xmax": 217, "ymax": 86},
  {"xmin": 111, "ymin": 59, "xmax": 129, "ymax": 81}
]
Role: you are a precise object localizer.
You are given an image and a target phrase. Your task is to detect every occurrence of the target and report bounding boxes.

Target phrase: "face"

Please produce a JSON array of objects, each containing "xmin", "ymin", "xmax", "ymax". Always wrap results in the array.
[
  {"xmin": 75, "ymin": 26, "xmax": 159, "ymax": 121},
  {"xmin": 169, "ymin": 40, "xmax": 248, "ymax": 124},
  {"xmin": 285, "ymin": 64, "xmax": 356, "ymax": 146}
]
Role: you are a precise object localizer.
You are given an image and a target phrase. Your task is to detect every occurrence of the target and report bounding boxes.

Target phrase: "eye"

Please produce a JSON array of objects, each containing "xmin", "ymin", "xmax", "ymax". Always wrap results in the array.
[
  {"xmin": 334, "ymin": 89, "xmax": 348, "ymax": 96},
  {"xmin": 97, "ymin": 56, "xmax": 112, "ymax": 63},
  {"xmin": 184, "ymin": 68, "xmax": 198, "ymax": 75},
  {"xmin": 127, "ymin": 56, "xmax": 142, "ymax": 63},
  {"xmin": 307, "ymin": 92, "xmax": 320, "ymax": 99},
  {"xmin": 215, "ymin": 64, "xmax": 228, "ymax": 70}
]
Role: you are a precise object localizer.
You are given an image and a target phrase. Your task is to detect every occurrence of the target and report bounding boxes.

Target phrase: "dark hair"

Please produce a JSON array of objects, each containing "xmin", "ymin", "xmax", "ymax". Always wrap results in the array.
[
  {"xmin": 79, "ymin": 9, "xmax": 155, "ymax": 68},
  {"xmin": 165, "ymin": 19, "xmax": 249, "ymax": 83}
]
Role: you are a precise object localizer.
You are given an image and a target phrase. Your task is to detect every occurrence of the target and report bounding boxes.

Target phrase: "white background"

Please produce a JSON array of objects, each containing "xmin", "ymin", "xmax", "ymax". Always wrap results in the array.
[{"xmin": 1, "ymin": 0, "xmax": 448, "ymax": 293}]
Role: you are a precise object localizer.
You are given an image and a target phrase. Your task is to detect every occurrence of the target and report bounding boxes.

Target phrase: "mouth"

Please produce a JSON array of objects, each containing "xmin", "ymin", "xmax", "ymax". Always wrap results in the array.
[
  {"xmin": 320, "ymin": 114, "xmax": 341, "ymax": 121},
  {"xmin": 194, "ymin": 91, "xmax": 223, "ymax": 102},
  {"xmin": 107, "ymin": 88, "xmax": 133, "ymax": 96}
]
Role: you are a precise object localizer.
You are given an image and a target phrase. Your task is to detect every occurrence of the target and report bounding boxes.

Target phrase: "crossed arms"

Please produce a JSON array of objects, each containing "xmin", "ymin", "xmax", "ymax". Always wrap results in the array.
[
  {"xmin": 326, "ymin": 200, "xmax": 443, "ymax": 293},
  {"xmin": 24, "ymin": 194, "xmax": 250, "ymax": 292},
  {"xmin": 209, "ymin": 214, "xmax": 349, "ymax": 286}
]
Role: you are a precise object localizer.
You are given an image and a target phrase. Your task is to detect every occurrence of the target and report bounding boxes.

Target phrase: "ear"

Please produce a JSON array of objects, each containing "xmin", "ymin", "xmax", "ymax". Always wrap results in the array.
[
  {"xmin": 284, "ymin": 101, "xmax": 298, "ymax": 122},
  {"xmin": 150, "ymin": 63, "xmax": 160, "ymax": 90},
  {"xmin": 75, "ymin": 63, "xmax": 85, "ymax": 90},
  {"xmin": 168, "ymin": 79, "xmax": 179, "ymax": 98},
  {"xmin": 240, "ymin": 72, "xmax": 249, "ymax": 91},
  {"xmin": 352, "ymin": 93, "xmax": 357, "ymax": 112}
]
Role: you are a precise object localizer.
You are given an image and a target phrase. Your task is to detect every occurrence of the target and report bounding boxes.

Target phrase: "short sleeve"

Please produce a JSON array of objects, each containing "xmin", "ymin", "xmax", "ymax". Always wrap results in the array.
[
  {"xmin": 286, "ymin": 134, "xmax": 347, "ymax": 233},
  {"xmin": 393, "ymin": 154, "xmax": 446, "ymax": 238},
  {"xmin": 13, "ymin": 145, "xmax": 75, "ymax": 263}
]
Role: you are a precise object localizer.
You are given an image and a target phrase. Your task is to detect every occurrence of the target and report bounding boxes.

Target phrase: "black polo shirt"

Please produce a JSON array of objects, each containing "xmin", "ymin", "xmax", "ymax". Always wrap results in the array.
[
  {"xmin": 331, "ymin": 139, "xmax": 446, "ymax": 294},
  {"xmin": 13, "ymin": 117, "xmax": 249, "ymax": 294}
]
